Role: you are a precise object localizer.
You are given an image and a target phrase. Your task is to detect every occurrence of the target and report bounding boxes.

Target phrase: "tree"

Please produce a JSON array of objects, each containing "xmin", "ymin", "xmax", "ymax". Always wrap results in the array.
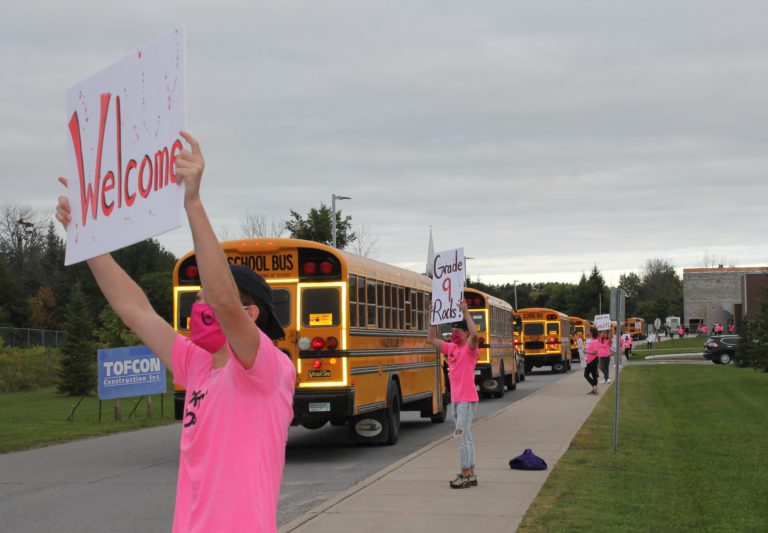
[
  {"xmin": 58, "ymin": 282, "xmax": 96, "ymax": 396},
  {"xmin": 699, "ymin": 250, "xmax": 734, "ymax": 268},
  {"xmin": 734, "ymin": 287, "xmax": 768, "ymax": 372},
  {"xmin": 285, "ymin": 204, "xmax": 356, "ymax": 248},
  {"xmin": 635, "ymin": 258, "xmax": 682, "ymax": 322},
  {"xmin": 0, "ymin": 203, "xmax": 46, "ymax": 268},
  {"xmin": 97, "ymin": 306, "xmax": 139, "ymax": 348},
  {"xmin": 349, "ymin": 225, "xmax": 378, "ymax": 257},
  {"xmin": 241, "ymin": 212, "xmax": 286, "ymax": 238},
  {"xmin": 619, "ymin": 271, "xmax": 642, "ymax": 316}
]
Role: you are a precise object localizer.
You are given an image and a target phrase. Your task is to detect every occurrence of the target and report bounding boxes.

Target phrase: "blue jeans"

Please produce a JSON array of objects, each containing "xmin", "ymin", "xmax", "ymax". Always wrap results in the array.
[{"xmin": 451, "ymin": 401, "xmax": 477, "ymax": 470}]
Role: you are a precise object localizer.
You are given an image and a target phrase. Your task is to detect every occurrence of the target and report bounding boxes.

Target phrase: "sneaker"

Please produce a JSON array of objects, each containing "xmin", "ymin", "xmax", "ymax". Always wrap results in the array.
[
  {"xmin": 599, "ymin": 379, "xmax": 606, "ymax": 384},
  {"xmin": 468, "ymin": 475, "xmax": 478, "ymax": 486},
  {"xmin": 606, "ymin": 378, "xmax": 612, "ymax": 384},
  {"xmin": 449, "ymin": 474, "xmax": 471, "ymax": 489}
]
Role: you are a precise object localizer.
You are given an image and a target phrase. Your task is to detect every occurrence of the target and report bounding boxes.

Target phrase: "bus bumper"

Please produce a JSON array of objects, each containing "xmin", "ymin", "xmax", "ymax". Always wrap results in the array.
[
  {"xmin": 292, "ymin": 388, "xmax": 355, "ymax": 423},
  {"xmin": 525, "ymin": 354, "xmax": 564, "ymax": 367},
  {"xmin": 474, "ymin": 363, "xmax": 493, "ymax": 384}
]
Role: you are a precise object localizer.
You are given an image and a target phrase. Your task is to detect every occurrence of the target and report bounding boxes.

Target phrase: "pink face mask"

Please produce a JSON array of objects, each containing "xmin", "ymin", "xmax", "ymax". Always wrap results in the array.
[
  {"xmin": 189, "ymin": 303, "xmax": 226, "ymax": 353},
  {"xmin": 450, "ymin": 331, "xmax": 465, "ymax": 345}
]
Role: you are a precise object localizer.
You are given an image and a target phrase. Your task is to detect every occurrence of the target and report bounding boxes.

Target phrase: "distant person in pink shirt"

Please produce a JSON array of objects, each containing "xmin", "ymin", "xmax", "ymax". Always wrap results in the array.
[
  {"xmin": 56, "ymin": 132, "xmax": 296, "ymax": 533},
  {"xmin": 728, "ymin": 323, "xmax": 735, "ymax": 334},
  {"xmin": 583, "ymin": 327, "xmax": 601, "ymax": 395},
  {"xmin": 597, "ymin": 333, "xmax": 612, "ymax": 384},
  {"xmin": 428, "ymin": 300, "xmax": 479, "ymax": 490}
]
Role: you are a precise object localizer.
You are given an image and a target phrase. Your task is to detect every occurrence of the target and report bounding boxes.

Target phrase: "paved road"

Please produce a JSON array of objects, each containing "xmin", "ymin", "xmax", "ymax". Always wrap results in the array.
[{"xmin": 0, "ymin": 368, "xmax": 569, "ymax": 532}]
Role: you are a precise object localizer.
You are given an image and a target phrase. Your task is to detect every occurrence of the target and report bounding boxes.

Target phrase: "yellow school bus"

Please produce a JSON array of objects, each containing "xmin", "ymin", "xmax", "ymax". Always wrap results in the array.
[
  {"xmin": 517, "ymin": 307, "xmax": 571, "ymax": 373},
  {"xmin": 172, "ymin": 238, "xmax": 446, "ymax": 445},
  {"xmin": 451, "ymin": 288, "xmax": 519, "ymax": 398},
  {"xmin": 569, "ymin": 317, "xmax": 592, "ymax": 361},
  {"xmin": 623, "ymin": 317, "xmax": 646, "ymax": 340}
]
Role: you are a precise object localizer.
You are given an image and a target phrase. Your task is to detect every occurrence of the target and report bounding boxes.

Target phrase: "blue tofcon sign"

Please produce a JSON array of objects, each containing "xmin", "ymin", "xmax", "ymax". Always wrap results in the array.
[{"xmin": 97, "ymin": 346, "xmax": 167, "ymax": 400}]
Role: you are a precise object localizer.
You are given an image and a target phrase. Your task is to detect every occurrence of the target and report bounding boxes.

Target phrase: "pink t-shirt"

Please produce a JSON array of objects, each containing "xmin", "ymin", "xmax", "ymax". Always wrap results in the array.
[
  {"xmin": 440, "ymin": 341, "xmax": 479, "ymax": 402},
  {"xmin": 584, "ymin": 338, "xmax": 601, "ymax": 364},
  {"xmin": 597, "ymin": 339, "xmax": 612, "ymax": 358},
  {"xmin": 171, "ymin": 332, "xmax": 296, "ymax": 533}
]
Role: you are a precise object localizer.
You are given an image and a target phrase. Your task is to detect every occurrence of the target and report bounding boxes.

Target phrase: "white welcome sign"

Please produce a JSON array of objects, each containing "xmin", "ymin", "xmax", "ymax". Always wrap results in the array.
[
  {"xmin": 64, "ymin": 27, "xmax": 187, "ymax": 265},
  {"xmin": 430, "ymin": 247, "xmax": 465, "ymax": 325}
]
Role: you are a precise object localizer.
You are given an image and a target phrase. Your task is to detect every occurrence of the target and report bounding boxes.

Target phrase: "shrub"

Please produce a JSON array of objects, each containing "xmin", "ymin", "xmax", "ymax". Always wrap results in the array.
[{"xmin": 0, "ymin": 341, "xmax": 60, "ymax": 392}]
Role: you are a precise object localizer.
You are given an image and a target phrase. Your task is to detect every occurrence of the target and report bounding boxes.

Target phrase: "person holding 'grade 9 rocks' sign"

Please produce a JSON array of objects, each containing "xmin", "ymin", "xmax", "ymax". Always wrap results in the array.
[
  {"xmin": 55, "ymin": 131, "xmax": 296, "ymax": 533},
  {"xmin": 427, "ymin": 300, "xmax": 480, "ymax": 489}
]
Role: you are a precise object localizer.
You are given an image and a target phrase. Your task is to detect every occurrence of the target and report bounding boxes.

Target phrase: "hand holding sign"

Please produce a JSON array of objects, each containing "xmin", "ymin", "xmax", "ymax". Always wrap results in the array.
[{"xmin": 174, "ymin": 131, "xmax": 205, "ymax": 204}]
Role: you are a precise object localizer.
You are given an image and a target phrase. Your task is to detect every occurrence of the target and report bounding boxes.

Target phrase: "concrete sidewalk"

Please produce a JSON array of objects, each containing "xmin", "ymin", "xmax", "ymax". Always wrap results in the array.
[{"xmin": 280, "ymin": 368, "xmax": 604, "ymax": 533}]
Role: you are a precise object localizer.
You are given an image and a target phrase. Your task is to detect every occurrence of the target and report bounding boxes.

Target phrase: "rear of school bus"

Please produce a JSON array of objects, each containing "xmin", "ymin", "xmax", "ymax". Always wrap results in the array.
[
  {"xmin": 569, "ymin": 317, "xmax": 591, "ymax": 362},
  {"xmin": 518, "ymin": 308, "xmax": 571, "ymax": 373},
  {"xmin": 462, "ymin": 288, "xmax": 517, "ymax": 399},
  {"xmin": 172, "ymin": 238, "xmax": 444, "ymax": 445}
]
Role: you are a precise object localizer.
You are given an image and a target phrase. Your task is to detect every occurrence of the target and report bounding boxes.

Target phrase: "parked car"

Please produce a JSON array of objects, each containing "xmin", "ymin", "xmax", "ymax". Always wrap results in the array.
[{"xmin": 703, "ymin": 335, "xmax": 740, "ymax": 364}]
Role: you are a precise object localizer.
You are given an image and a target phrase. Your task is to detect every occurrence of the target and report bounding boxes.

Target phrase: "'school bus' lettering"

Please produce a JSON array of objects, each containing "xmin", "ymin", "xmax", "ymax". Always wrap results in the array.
[{"xmin": 226, "ymin": 252, "xmax": 297, "ymax": 279}]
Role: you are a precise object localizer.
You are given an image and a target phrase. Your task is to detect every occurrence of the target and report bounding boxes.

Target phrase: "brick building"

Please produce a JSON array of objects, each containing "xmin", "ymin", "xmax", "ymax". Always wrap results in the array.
[{"xmin": 682, "ymin": 266, "xmax": 768, "ymax": 332}]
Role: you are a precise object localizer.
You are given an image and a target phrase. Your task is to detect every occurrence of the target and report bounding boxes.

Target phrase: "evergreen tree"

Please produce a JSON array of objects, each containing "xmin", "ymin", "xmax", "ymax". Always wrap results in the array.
[
  {"xmin": 57, "ymin": 282, "xmax": 96, "ymax": 396},
  {"xmin": 285, "ymin": 204, "xmax": 356, "ymax": 248}
]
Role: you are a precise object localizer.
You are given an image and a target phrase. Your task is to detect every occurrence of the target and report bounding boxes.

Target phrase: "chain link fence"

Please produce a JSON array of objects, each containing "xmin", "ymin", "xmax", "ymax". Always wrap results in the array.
[{"xmin": 0, "ymin": 327, "xmax": 65, "ymax": 349}]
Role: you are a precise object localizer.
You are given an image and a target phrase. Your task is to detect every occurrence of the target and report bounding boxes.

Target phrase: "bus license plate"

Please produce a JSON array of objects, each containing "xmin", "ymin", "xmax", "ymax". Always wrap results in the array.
[
  {"xmin": 475, "ymin": 369, "xmax": 481, "ymax": 375},
  {"xmin": 309, "ymin": 402, "xmax": 331, "ymax": 413}
]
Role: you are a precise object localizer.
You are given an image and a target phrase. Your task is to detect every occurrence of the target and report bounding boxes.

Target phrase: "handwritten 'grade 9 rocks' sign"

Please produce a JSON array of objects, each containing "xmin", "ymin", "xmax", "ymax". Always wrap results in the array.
[
  {"xmin": 97, "ymin": 346, "xmax": 167, "ymax": 400},
  {"xmin": 64, "ymin": 27, "xmax": 187, "ymax": 265},
  {"xmin": 430, "ymin": 247, "xmax": 466, "ymax": 325}
]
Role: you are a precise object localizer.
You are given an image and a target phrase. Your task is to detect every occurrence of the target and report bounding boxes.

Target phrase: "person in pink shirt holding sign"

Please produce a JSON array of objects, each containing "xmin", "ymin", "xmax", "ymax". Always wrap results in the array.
[
  {"xmin": 56, "ymin": 132, "xmax": 296, "ymax": 533},
  {"xmin": 428, "ymin": 300, "xmax": 480, "ymax": 489}
]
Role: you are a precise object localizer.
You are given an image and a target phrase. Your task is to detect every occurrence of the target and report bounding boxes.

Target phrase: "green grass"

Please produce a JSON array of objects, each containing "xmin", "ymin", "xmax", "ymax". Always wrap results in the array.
[
  {"xmin": 518, "ymin": 365, "xmax": 768, "ymax": 532},
  {"xmin": 631, "ymin": 336, "xmax": 707, "ymax": 356},
  {"xmin": 0, "ymin": 382, "xmax": 177, "ymax": 453}
]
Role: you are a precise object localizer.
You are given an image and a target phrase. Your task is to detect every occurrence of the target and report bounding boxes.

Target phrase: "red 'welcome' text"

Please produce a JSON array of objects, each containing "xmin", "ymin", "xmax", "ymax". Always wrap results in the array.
[{"xmin": 68, "ymin": 92, "xmax": 183, "ymax": 226}]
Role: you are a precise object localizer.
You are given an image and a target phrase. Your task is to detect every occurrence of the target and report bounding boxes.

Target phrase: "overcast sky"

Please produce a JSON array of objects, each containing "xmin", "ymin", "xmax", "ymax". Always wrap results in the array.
[{"xmin": 3, "ymin": 1, "xmax": 767, "ymax": 285}]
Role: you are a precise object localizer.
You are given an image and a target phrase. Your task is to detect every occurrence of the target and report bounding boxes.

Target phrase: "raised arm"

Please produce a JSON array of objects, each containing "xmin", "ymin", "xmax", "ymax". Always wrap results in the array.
[
  {"xmin": 174, "ymin": 132, "xmax": 261, "ymax": 369},
  {"xmin": 460, "ymin": 300, "xmax": 479, "ymax": 349},
  {"xmin": 55, "ymin": 178, "xmax": 176, "ymax": 370}
]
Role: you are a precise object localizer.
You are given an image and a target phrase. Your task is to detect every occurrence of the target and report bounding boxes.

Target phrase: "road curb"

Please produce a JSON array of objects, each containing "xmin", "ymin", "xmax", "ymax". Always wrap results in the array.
[{"xmin": 279, "ymin": 370, "xmax": 575, "ymax": 532}]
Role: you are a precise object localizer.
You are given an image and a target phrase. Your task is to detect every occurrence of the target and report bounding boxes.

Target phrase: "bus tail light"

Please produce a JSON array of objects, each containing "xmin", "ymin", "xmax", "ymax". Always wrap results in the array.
[
  {"xmin": 312, "ymin": 359, "xmax": 322, "ymax": 369},
  {"xmin": 302, "ymin": 261, "xmax": 318, "ymax": 275},
  {"xmin": 326, "ymin": 336, "xmax": 339, "ymax": 350},
  {"xmin": 311, "ymin": 337, "xmax": 326, "ymax": 350},
  {"xmin": 184, "ymin": 265, "xmax": 199, "ymax": 280},
  {"xmin": 319, "ymin": 260, "xmax": 334, "ymax": 275},
  {"xmin": 513, "ymin": 337, "xmax": 521, "ymax": 346},
  {"xmin": 548, "ymin": 336, "xmax": 558, "ymax": 344}
]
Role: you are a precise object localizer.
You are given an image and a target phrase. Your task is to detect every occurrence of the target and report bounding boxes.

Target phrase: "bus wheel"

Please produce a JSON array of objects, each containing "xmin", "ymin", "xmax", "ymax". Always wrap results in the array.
[
  {"xmin": 506, "ymin": 366, "xmax": 517, "ymax": 391},
  {"xmin": 430, "ymin": 407, "xmax": 447, "ymax": 424},
  {"xmin": 385, "ymin": 386, "xmax": 401, "ymax": 445},
  {"xmin": 492, "ymin": 362, "xmax": 505, "ymax": 399}
]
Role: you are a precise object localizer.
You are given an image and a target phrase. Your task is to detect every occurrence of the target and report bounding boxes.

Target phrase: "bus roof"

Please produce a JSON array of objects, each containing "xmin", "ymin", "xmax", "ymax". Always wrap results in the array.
[
  {"xmin": 175, "ymin": 237, "xmax": 431, "ymax": 289},
  {"xmin": 516, "ymin": 307, "xmax": 569, "ymax": 321},
  {"xmin": 464, "ymin": 287, "xmax": 513, "ymax": 311}
]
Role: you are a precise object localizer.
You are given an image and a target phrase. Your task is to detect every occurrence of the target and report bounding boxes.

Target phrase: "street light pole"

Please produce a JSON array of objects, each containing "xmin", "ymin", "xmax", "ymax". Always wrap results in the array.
[
  {"xmin": 331, "ymin": 194, "xmax": 351, "ymax": 248},
  {"xmin": 512, "ymin": 280, "xmax": 520, "ymax": 310}
]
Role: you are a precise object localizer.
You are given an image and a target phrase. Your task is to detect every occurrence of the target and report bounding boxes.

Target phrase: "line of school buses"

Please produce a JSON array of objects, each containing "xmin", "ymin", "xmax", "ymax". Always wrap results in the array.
[{"xmin": 170, "ymin": 238, "xmax": 641, "ymax": 446}]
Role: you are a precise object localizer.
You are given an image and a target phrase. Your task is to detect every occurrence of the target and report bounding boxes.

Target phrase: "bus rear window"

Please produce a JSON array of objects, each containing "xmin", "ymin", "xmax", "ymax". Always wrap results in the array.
[
  {"xmin": 302, "ymin": 288, "xmax": 340, "ymax": 327},
  {"xmin": 547, "ymin": 323, "xmax": 560, "ymax": 335},
  {"xmin": 524, "ymin": 323, "xmax": 544, "ymax": 335},
  {"xmin": 470, "ymin": 312, "xmax": 486, "ymax": 332},
  {"xmin": 177, "ymin": 291, "xmax": 197, "ymax": 331}
]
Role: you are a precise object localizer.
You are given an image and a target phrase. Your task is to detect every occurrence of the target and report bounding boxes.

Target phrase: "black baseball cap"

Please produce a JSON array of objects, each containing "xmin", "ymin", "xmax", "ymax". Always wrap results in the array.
[
  {"xmin": 229, "ymin": 264, "xmax": 285, "ymax": 340},
  {"xmin": 451, "ymin": 320, "xmax": 469, "ymax": 331}
]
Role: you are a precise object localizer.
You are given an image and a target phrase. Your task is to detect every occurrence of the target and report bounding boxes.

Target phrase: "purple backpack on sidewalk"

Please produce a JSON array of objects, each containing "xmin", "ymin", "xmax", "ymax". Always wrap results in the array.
[{"xmin": 509, "ymin": 448, "xmax": 548, "ymax": 470}]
